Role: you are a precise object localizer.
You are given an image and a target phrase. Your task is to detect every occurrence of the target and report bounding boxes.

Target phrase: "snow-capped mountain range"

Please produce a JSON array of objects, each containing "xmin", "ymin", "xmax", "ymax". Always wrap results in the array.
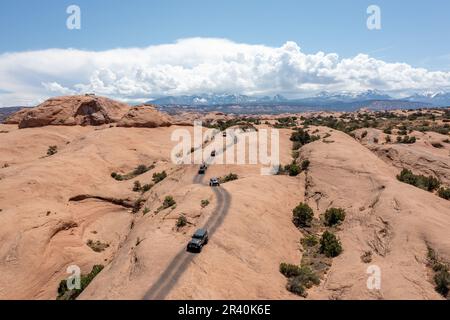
[
  {"xmin": 406, "ymin": 91, "xmax": 450, "ymax": 105},
  {"xmin": 149, "ymin": 93, "xmax": 288, "ymax": 106},
  {"xmin": 148, "ymin": 90, "xmax": 450, "ymax": 109}
]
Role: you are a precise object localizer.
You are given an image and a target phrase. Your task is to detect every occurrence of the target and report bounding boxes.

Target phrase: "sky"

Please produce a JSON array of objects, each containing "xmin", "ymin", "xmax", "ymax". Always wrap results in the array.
[{"xmin": 1, "ymin": 0, "xmax": 450, "ymax": 106}]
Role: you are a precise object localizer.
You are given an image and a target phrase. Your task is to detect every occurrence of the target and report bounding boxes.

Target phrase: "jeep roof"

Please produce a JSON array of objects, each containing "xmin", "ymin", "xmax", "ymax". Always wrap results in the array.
[{"xmin": 193, "ymin": 229, "xmax": 207, "ymax": 239}]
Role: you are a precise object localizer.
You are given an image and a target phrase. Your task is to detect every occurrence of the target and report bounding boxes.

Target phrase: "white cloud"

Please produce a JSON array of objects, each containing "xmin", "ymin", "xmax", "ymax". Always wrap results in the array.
[
  {"xmin": 0, "ymin": 37, "xmax": 450, "ymax": 106},
  {"xmin": 42, "ymin": 82, "xmax": 76, "ymax": 95}
]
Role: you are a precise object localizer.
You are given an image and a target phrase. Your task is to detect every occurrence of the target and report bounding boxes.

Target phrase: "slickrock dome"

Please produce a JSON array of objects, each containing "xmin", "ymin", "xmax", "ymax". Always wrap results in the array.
[
  {"xmin": 117, "ymin": 105, "xmax": 172, "ymax": 128},
  {"xmin": 17, "ymin": 95, "xmax": 130, "ymax": 128}
]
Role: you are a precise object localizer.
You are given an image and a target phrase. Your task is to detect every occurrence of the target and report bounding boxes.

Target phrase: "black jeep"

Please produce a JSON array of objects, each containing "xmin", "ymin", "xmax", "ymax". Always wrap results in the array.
[
  {"xmin": 209, "ymin": 177, "xmax": 220, "ymax": 187},
  {"xmin": 198, "ymin": 164, "xmax": 207, "ymax": 174},
  {"xmin": 187, "ymin": 229, "xmax": 209, "ymax": 253}
]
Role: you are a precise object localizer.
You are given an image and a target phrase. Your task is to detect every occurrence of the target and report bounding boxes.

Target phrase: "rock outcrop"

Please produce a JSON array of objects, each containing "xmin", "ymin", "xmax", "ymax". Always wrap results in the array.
[
  {"xmin": 117, "ymin": 105, "xmax": 172, "ymax": 128},
  {"xmin": 16, "ymin": 95, "xmax": 130, "ymax": 128},
  {"xmin": 2, "ymin": 108, "xmax": 30, "ymax": 124},
  {"xmin": 355, "ymin": 128, "xmax": 450, "ymax": 186}
]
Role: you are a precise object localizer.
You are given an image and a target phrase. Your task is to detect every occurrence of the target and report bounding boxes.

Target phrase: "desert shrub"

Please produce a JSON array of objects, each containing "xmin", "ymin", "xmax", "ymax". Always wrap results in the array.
[
  {"xmin": 47, "ymin": 145, "xmax": 58, "ymax": 156},
  {"xmin": 397, "ymin": 169, "xmax": 441, "ymax": 192},
  {"xmin": 111, "ymin": 172, "xmax": 124, "ymax": 181},
  {"xmin": 292, "ymin": 150, "xmax": 300, "ymax": 160},
  {"xmin": 320, "ymin": 231, "xmax": 343, "ymax": 258},
  {"xmin": 133, "ymin": 181, "xmax": 142, "ymax": 192},
  {"xmin": 373, "ymin": 137, "xmax": 379, "ymax": 143},
  {"xmin": 311, "ymin": 134, "xmax": 321, "ymax": 143},
  {"xmin": 86, "ymin": 240, "xmax": 109, "ymax": 253},
  {"xmin": 438, "ymin": 188, "xmax": 450, "ymax": 200},
  {"xmin": 422, "ymin": 175, "xmax": 440, "ymax": 192},
  {"xmin": 276, "ymin": 165, "xmax": 286, "ymax": 175},
  {"xmin": 111, "ymin": 164, "xmax": 155, "ymax": 181},
  {"xmin": 290, "ymin": 129, "xmax": 320, "ymax": 147},
  {"xmin": 383, "ymin": 128, "xmax": 392, "ymax": 134},
  {"xmin": 434, "ymin": 270, "xmax": 450, "ymax": 297},
  {"xmin": 427, "ymin": 247, "xmax": 450, "ymax": 297},
  {"xmin": 133, "ymin": 165, "xmax": 150, "ymax": 176},
  {"xmin": 285, "ymin": 163, "xmax": 301, "ymax": 177},
  {"xmin": 301, "ymin": 234, "xmax": 319, "ymax": 248},
  {"xmin": 385, "ymin": 135, "xmax": 392, "ymax": 143},
  {"xmin": 361, "ymin": 251, "xmax": 373, "ymax": 264},
  {"xmin": 274, "ymin": 117, "xmax": 297, "ymax": 128},
  {"xmin": 397, "ymin": 169, "xmax": 417, "ymax": 185},
  {"xmin": 361, "ymin": 131, "xmax": 368, "ymax": 138},
  {"xmin": 163, "ymin": 196, "xmax": 176, "ymax": 208},
  {"xmin": 397, "ymin": 136, "xmax": 416, "ymax": 144},
  {"xmin": 201, "ymin": 199, "xmax": 210, "ymax": 208},
  {"xmin": 279, "ymin": 263, "xmax": 302, "ymax": 278},
  {"xmin": 428, "ymin": 247, "xmax": 448, "ymax": 273},
  {"xmin": 292, "ymin": 141, "xmax": 302, "ymax": 151},
  {"xmin": 324, "ymin": 208, "xmax": 346, "ymax": 227},
  {"xmin": 220, "ymin": 173, "xmax": 238, "ymax": 183},
  {"xmin": 155, "ymin": 196, "xmax": 176, "ymax": 213},
  {"xmin": 301, "ymin": 160, "xmax": 310, "ymax": 171},
  {"xmin": 132, "ymin": 198, "xmax": 145, "ymax": 214},
  {"xmin": 292, "ymin": 203, "xmax": 314, "ymax": 228},
  {"xmin": 176, "ymin": 215, "xmax": 187, "ymax": 228},
  {"xmin": 141, "ymin": 184, "xmax": 152, "ymax": 193},
  {"xmin": 152, "ymin": 171, "xmax": 167, "ymax": 184},
  {"xmin": 143, "ymin": 207, "xmax": 150, "ymax": 215},
  {"xmin": 443, "ymin": 139, "xmax": 450, "ymax": 144},
  {"xmin": 432, "ymin": 142, "xmax": 444, "ymax": 149},
  {"xmin": 57, "ymin": 265, "xmax": 104, "ymax": 300},
  {"xmin": 285, "ymin": 266, "xmax": 320, "ymax": 297}
]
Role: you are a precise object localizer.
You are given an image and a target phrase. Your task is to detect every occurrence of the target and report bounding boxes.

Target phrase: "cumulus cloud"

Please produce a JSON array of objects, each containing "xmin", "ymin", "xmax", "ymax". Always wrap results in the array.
[
  {"xmin": 42, "ymin": 82, "xmax": 76, "ymax": 95},
  {"xmin": 0, "ymin": 37, "xmax": 450, "ymax": 106}
]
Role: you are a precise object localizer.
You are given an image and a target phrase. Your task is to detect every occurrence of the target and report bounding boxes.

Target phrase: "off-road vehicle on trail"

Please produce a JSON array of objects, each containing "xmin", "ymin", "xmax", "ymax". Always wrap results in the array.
[
  {"xmin": 209, "ymin": 177, "xmax": 220, "ymax": 187},
  {"xmin": 211, "ymin": 150, "xmax": 216, "ymax": 157},
  {"xmin": 198, "ymin": 164, "xmax": 207, "ymax": 174},
  {"xmin": 187, "ymin": 229, "xmax": 209, "ymax": 253},
  {"xmin": 222, "ymin": 131, "xmax": 227, "ymax": 137}
]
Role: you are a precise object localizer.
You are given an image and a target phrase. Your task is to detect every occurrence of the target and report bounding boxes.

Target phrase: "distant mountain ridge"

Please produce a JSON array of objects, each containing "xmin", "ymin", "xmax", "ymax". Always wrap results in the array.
[
  {"xmin": 406, "ymin": 91, "xmax": 450, "ymax": 105},
  {"xmin": 2, "ymin": 91, "xmax": 449, "ymax": 121},
  {"xmin": 149, "ymin": 94, "xmax": 288, "ymax": 106},
  {"xmin": 0, "ymin": 106, "xmax": 28, "ymax": 123},
  {"xmin": 148, "ymin": 90, "xmax": 450, "ymax": 111}
]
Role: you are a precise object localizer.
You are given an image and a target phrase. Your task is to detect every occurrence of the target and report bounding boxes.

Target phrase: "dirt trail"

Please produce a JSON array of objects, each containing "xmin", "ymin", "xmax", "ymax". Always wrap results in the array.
[
  {"xmin": 143, "ymin": 172, "xmax": 231, "ymax": 299},
  {"xmin": 144, "ymin": 133, "xmax": 233, "ymax": 300}
]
